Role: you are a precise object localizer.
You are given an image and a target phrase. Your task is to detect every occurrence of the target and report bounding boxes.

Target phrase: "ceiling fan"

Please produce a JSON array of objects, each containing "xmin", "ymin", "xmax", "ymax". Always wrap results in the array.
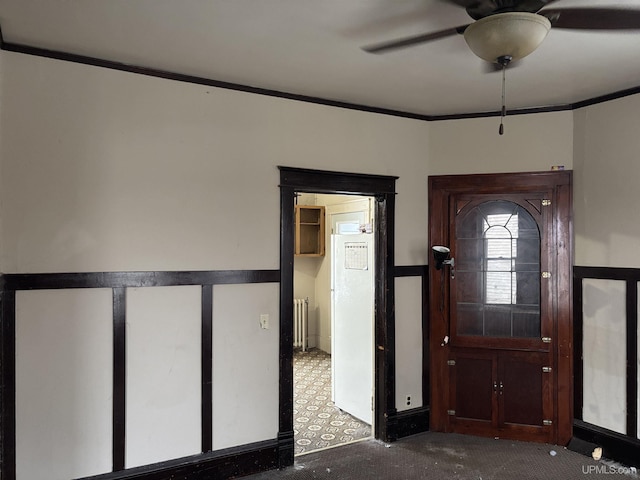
[
  {"xmin": 362, "ymin": 0, "xmax": 640, "ymax": 62},
  {"xmin": 362, "ymin": 0, "xmax": 640, "ymax": 134}
]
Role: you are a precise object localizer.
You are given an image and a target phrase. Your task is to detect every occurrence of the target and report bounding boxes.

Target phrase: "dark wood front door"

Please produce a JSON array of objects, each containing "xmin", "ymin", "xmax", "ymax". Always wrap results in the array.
[{"xmin": 429, "ymin": 172, "xmax": 573, "ymax": 445}]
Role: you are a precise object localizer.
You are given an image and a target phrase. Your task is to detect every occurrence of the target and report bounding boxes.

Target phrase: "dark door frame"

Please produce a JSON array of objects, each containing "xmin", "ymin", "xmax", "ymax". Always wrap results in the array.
[
  {"xmin": 428, "ymin": 170, "xmax": 573, "ymax": 446},
  {"xmin": 278, "ymin": 166, "xmax": 398, "ymax": 467}
]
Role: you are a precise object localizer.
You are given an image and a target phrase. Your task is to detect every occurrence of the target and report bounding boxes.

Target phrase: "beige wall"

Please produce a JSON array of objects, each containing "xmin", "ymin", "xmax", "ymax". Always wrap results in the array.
[
  {"xmin": 0, "ymin": 53, "xmax": 431, "ymax": 274},
  {"xmin": 573, "ymin": 94, "xmax": 640, "ymax": 269},
  {"xmin": 428, "ymin": 111, "xmax": 574, "ymax": 176},
  {"xmin": 293, "ymin": 257, "xmax": 322, "ymax": 348}
]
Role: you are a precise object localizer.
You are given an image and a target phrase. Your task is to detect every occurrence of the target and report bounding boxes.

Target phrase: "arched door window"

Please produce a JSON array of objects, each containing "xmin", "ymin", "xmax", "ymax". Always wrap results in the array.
[{"xmin": 456, "ymin": 200, "xmax": 540, "ymax": 338}]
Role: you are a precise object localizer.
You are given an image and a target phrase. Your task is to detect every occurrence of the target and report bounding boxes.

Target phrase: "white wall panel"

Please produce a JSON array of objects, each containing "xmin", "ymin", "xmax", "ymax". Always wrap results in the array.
[
  {"xmin": 394, "ymin": 276, "xmax": 424, "ymax": 411},
  {"xmin": 15, "ymin": 289, "xmax": 112, "ymax": 480},
  {"xmin": 126, "ymin": 286, "xmax": 201, "ymax": 468},
  {"xmin": 212, "ymin": 283, "xmax": 279, "ymax": 449},
  {"xmin": 582, "ymin": 278, "xmax": 626, "ymax": 434}
]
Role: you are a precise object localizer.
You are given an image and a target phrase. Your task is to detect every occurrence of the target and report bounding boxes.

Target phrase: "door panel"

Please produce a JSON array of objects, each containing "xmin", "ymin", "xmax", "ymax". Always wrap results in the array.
[
  {"xmin": 451, "ymin": 353, "xmax": 494, "ymax": 423},
  {"xmin": 497, "ymin": 351, "xmax": 553, "ymax": 441},
  {"xmin": 500, "ymin": 357, "xmax": 543, "ymax": 427}
]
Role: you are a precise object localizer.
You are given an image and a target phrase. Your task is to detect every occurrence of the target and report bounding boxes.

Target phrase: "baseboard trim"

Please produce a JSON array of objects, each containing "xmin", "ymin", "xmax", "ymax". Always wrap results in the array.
[
  {"xmin": 572, "ymin": 419, "xmax": 640, "ymax": 468},
  {"xmin": 277, "ymin": 430, "xmax": 294, "ymax": 468},
  {"xmin": 394, "ymin": 406, "xmax": 430, "ymax": 439},
  {"xmin": 77, "ymin": 439, "xmax": 279, "ymax": 480}
]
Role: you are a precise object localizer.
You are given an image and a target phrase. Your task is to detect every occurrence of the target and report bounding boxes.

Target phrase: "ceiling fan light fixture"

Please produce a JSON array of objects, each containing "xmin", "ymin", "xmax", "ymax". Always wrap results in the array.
[{"xmin": 463, "ymin": 12, "xmax": 551, "ymax": 63}]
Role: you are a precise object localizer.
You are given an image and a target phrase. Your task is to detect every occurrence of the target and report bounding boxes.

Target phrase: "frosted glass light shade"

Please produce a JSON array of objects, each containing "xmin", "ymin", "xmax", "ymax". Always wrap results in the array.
[{"xmin": 463, "ymin": 12, "xmax": 551, "ymax": 63}]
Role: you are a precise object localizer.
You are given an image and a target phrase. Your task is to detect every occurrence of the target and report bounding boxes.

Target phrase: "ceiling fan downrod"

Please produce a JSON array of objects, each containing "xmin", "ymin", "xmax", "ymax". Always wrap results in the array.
[{"xmin": 497, "ymin": 55, "xmax": 512, "ymax": 136}]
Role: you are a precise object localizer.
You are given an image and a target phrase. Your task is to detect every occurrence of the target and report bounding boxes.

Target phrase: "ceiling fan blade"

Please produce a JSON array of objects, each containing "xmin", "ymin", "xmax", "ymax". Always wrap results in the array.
[
  {"xmin": 362, "ymin": 25, "xmax": 468, "ymax": 54},
  {"xmin": 441, "ymin": 0, "xmax": 560, "ymax": 20},
  {"xmin": 514, "ymin": 0, "xmax": 561, "ymax": 13},
  {"xmin": 440, "ymin": 0, "xmax": 478, "ymax": 8},
  {"xmin": 541, "ymin": 8, "xmax": 640, "ymax": 30}
]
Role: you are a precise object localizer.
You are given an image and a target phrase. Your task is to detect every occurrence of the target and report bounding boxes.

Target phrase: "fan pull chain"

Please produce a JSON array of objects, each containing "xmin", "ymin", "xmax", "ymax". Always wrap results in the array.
[
  {"xmin": 499, "ymin": 64, "xmax": 506, "ymax": 135},
  {"xmin": 497, "ymin": 55, "xmax": 512, "ymax": 136}
]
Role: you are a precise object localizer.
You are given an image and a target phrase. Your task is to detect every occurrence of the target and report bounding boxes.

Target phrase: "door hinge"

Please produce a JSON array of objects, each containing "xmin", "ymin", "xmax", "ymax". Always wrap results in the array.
[
  {"xmin": 542, "ymin": 199, "xmax": 552, "ymax": 206},
  {"xmin": 542, "ymin": 366, "xmax": 553, "ymax": 373},
  {"xmin": 447, "ymin": 360, "xmax": 456, "ymax": 366},
  {"xmin": 542, "ymin": 271, "xmax": 551, "ymax": 278},
  {"xmin": 543, "ymin": 419, "xmax": 553, "ymax": 426},
  {"xmin": 447, "ymin": 409, "xmax": 456, "ymax": 416}
]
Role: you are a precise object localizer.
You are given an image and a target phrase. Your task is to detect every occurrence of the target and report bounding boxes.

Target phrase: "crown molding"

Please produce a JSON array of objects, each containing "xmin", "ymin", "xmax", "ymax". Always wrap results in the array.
[{"xmin": 1, "ymin": 29, "xmax": 639, "ymax": 122}]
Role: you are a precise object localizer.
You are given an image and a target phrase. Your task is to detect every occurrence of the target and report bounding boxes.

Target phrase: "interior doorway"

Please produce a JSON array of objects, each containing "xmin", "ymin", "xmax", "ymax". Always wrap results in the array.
[
  {"xmin": 292, "ymin": 194, "xmax": 375, "ymax": 455},
  {"xmin": 278, "ymin": 166, "xmax": 398, "ymax": 468}
]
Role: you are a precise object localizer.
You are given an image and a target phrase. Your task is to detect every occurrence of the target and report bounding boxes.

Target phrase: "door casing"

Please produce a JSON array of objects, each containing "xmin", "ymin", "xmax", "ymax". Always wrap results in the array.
[
  {"xmin": 428, "ymin": 171, "xmax": 573, "ymax": 445},
  {"xmin": 278, "ymin": 166, "xmax": 398, "ymax": 468}
]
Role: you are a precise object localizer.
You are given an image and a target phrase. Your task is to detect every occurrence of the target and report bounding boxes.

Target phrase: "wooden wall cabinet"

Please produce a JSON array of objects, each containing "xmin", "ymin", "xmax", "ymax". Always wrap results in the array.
[
  {"xmin": 295, "ymin": 205, "xmax": 325, "ymax": 256},
  {"xmin": 429, "ymin": 171, "xmax": 573, "ymax": 445}
]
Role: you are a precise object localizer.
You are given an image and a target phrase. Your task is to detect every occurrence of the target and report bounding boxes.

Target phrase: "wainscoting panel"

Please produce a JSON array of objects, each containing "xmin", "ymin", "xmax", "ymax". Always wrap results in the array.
[
  {"xmin": 125, "ymin": 286, "xmax": 202, "ymax": 468},
  {"xmin": 390, "ymin": 265, "xmax": 429, "ymax": 439},
  {"xmin": 581, "ymin": 279, "xmax": 627, "ymax": 434},
  {"xmin": 212, "ymin": 283, "xmax": 280, "ymax": 451},
  {"xmin": 573, "ymin": 266, "xmax": 640, "ymax": 467},
  {"xmin": 394, "ymin": 275, "xmax": 424, "ymax": 412},
  {"xmin": 15, "ymin": 289, "xmax": 113, "ymax": 480}
]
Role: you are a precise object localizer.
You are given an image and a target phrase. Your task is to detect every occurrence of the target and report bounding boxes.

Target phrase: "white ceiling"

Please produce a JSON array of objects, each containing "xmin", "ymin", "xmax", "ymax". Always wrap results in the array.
[{"xmin": 1, "ymin": 0, "xmax": 640, "ymax": 116}]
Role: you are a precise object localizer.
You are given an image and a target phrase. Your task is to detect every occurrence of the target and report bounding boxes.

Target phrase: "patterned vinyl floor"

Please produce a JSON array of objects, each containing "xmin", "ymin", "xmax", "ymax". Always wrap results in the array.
[{"xmin": 294, "ymin": 348, "xmax": 371, "ymax": 455}]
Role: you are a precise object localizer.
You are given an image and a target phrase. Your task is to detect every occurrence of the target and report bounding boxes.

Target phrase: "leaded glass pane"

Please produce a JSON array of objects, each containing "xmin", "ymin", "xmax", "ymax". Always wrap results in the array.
[{"xmin": 455, "ymin": 200, "xmax": 541, "ymax": 338}]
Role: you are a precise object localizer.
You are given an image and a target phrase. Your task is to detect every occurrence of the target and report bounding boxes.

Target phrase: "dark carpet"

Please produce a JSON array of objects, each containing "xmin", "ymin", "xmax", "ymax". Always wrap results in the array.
[{"xmin": 244, "ymin": 431, "xmax": 637, "ymax": 479}]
